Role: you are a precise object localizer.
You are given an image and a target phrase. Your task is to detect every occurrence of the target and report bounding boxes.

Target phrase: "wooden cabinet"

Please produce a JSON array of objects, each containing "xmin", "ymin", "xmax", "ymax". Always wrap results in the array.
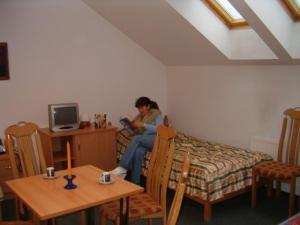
[
  {"xmin": 39, "ymin": 126, "xmax": 117, "ymax": 171},
  {"xmin": 0, "ymin": 153, "xmax": 13, "ymax": 194}
]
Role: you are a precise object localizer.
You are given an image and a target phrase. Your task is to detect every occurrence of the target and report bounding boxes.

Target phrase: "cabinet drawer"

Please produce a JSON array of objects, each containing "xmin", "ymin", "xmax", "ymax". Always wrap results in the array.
[
  {"xmin": 0, "ymin": 158, "xmax": 13, "ymax": 178},
  {"xmin": 0, "ymin": 177, "xmax": 14, "ymax": 194}
]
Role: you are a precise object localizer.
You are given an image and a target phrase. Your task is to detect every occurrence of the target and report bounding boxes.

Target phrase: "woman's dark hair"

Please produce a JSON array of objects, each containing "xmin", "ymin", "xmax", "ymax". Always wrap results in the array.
[{"xmin": 135, "ymin": 97, "xmax": 159, "ymax": 109}]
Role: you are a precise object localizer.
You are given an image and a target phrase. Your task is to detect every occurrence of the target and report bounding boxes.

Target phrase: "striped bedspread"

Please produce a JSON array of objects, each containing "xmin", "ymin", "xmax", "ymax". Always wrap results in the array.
[{"xmin": 117, "ymin": 129, "xmax": 272, "ymax": 201}]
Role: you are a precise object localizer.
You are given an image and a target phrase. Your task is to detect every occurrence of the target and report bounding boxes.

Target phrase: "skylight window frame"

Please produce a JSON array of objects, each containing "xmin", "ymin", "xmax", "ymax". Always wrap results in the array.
[
  {"xmin": 205, "ymin": 0, "xmax": 248, "ymax": 29},
  {"xmin": 282, "ymin": 0, "xmax": 300, "ymax": 21}
]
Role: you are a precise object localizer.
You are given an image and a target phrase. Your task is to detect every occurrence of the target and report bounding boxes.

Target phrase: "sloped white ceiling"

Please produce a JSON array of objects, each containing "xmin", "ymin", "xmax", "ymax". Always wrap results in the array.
[{"xmin": 82, "ymin": 0, "xmax": 300, "ymax": 65}]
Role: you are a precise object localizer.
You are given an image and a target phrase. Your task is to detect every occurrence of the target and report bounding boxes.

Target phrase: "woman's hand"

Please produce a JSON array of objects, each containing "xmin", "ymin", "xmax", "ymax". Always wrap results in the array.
[{"xmin": 132, "ymin": 121, "xmax": 145, "ymax": 128}]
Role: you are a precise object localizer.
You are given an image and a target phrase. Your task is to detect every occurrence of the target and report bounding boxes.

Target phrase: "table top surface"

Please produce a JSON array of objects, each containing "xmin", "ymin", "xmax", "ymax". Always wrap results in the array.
[{"xmin": 5, "ymin": 165, "xmax": 143, "ymax": 220}]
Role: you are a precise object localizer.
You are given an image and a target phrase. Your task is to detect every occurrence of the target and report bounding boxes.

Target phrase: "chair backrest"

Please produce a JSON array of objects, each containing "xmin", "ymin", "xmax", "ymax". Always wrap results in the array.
[
  {"xmin": 167, "ymin": 152, "xmax": 190, "ymax": 225},
  {"xmin": 146, "ymin": 125, "xmax": 176, "ymax": 218},
  {"xmin": 5, "ymin": 122, "xmax": 47, "ymax": 178},
  {"xmin": 277, "ymin": 108, "xmax": 300, "ymax": 165}
]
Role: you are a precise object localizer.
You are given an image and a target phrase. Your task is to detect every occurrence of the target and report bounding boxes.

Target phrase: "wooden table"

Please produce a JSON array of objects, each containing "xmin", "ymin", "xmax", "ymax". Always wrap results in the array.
[{"xmin": 5, "ymin": 165, "xmax": 143, "ymax": 225}]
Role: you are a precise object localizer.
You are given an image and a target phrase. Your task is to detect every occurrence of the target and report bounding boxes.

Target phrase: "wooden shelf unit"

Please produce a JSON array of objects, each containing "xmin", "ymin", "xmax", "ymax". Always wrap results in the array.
[
  {"xmin": 39, "ymin": 126, "xmax": 117, "ymax": 171},
  {"xmin": 0, "ymin": 153, "xmax": 13, "ymax": 194}
]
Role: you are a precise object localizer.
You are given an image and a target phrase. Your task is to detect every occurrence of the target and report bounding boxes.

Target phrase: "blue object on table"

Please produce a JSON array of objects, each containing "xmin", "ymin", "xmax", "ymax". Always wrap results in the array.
[{"xmin": 64, "ymin": 175, "xmax": 77, "ymax": 190}]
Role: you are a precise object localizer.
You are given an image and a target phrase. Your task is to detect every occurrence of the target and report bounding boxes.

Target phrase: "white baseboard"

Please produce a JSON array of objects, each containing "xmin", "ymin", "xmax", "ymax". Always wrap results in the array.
[
  {"xmin": 280, "ymin": 180, "xmax": 300, "ymax": 196},
  {"xmin": 250, "ymin": 136, "xmax": 278, "ymax": 158}
]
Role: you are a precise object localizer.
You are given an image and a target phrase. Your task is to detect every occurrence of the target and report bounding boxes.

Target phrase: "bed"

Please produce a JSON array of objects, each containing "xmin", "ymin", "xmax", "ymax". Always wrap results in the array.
[{"xmin": 116, "ymin": 128, "xmax": 272, "ymax": 222}]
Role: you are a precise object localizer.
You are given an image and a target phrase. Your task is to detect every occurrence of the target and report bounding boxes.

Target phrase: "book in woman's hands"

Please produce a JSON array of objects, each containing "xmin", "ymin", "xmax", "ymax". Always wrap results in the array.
[{"xmin": 119, "ymin": 118, "xmax": 137, "ymax": 134}]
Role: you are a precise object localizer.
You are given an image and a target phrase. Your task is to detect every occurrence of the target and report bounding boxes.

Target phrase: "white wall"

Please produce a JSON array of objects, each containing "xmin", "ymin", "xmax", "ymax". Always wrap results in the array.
[
  {"xmin": 0, "ymin": 0, "xmax": 167, "ymax": 138},
  {"xmin": 167, "ymin": 66, "xmax": 300, "ymax": 149}
]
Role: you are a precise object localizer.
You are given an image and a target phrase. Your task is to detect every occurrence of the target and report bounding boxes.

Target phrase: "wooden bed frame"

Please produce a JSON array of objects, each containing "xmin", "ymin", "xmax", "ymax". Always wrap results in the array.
[
  {"xmin": 187, "ymin": 186, "xmax": 252, "ymax": 222},
  {"xmin": 163, "ymin": 115, "xmax": 252, "ymax": 222},
  {"xmin": 168, "ymin": 115, "xmax": 266, "ymax": 222}
]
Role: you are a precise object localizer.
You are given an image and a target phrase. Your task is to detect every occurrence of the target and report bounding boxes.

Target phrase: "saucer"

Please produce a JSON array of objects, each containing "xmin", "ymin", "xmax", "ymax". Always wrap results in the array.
[
  {"xmin": 43, "ymin": 173, "xmax": 59, "ymax": 180},
  {"xmin": 98, "ymin": 177, "xmax": 115, "ymax": 185}
]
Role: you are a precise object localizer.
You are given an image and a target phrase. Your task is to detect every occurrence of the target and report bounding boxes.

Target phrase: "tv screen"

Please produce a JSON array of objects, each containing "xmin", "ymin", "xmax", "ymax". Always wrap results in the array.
[
  {"xmin": 48, "ymin": 103, "xmax": 79, "ymax": 132},
  {"xmin": 54, "ymin": 107, "xmax": 78, "ymax": 125}
]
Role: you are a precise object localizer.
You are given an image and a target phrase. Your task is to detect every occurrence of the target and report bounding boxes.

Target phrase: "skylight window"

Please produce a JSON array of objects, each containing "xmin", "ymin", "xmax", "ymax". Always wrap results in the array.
[
  {"xmin": 282, "ymin": 0, "xmax": 300, "ymax": 20},
  {"xmin": 206, "ymin": 0, "xmax": 248, "ymax": 28},
  {"xmin": 215, "ymin": 0, "xmax": 243, "ymax": 20}
]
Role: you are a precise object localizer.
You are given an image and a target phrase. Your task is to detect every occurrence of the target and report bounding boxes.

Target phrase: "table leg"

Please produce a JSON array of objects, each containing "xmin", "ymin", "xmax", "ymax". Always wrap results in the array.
[
  {"xmin": 120, "ymin": 197, "xmax": 129, "ymax": 225},
  {"xmin": 32, "ymin": 213, "xmax": 40, "ymax": 225},
  {"xmin": 33, "ymin": 214, "xmax": 53, "ymax": 225},
  {"xmin": 86, "ymin": 207, "xmax": 99, "ymax": 225},
  {"xmin": 0, "ymin": 200, "xmax": 3, "ymax": 221},
  {"xmin": 79, "ymin": 210, "xmax": 86, "ymax": 225},
  {"xmin": 0, "ymin": 186, "xmax": 3, "ymax": 221},
  {"xmin": 38, "ymin": 220, "xmax": 53, "ymax": 225}
]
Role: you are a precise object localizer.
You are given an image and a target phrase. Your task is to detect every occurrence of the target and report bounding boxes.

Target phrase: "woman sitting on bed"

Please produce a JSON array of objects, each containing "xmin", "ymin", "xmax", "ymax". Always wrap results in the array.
[{"xmin": 110, "ymin": 96, "xmax": 163, "ymax": 185}]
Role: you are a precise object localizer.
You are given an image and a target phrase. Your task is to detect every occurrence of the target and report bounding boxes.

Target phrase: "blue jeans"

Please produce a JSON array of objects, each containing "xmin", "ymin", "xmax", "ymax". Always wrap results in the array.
[{"xmin": 119, "ymin": 134, "xmax": 155, "ymax": 184}]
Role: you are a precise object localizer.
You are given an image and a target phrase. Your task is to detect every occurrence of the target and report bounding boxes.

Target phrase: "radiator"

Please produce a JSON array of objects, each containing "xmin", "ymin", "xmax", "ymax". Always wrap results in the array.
[{"xmin": 250, "ymin": 136, "xmax": 278, "ymax": 158}]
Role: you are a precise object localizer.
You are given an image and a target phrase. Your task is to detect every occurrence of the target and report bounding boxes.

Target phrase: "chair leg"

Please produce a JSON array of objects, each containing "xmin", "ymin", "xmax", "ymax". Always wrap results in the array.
[
  {"xmin": 32, "ymin": 213, "xmax": 40, "ymax": 225},
  {"xmin": 276, "ymin": 181, "xmax": 281, "ymax": 200},
  {"xmin": 99, "ymin": 212, "xmax": 107, "ymax": 225},
  {"xmin": 267, "ymin": 180, "xmax": 273, "ymax": 198},
  {"xmin": 14, "ymin": 198, "xmax": 21, "ymax": 220},
  {"xmin": 116, "ymin": 217, "xmax": 120, "ymax": 225},
  {"xmin": 46, "ymin": 218, "xmax": 56, "ymax": 225},
  {"xmin": 299, "ymin": 195, "xmax": 300, "ymax": 213},
  {"xmin": 147, "ymin": 218, "xmax": 153, "ymax": 225},
  {"xmin": 289, "ymin": 177, "xmax": 296, "ymax": 216},
  {"xmin": 79, "ymin": 210, "xmax": 86, "ymax": 225},
  {"xmin": 299, "ymin": 195, "xmax": 300, "ymax": 212},
  {"xmin": 251, "ymin": 170, "xmax": 257, "ymax": 208},
  {"xmin": 163, "ymin": 214, "xmax": 167, "ymax": 225}
]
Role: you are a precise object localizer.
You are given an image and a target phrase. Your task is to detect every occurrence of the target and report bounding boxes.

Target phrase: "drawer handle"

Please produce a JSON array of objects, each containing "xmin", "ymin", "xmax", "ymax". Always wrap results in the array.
[{"xmin": 4, "ymin": 165, "xmax": 11, "ymax": 169}]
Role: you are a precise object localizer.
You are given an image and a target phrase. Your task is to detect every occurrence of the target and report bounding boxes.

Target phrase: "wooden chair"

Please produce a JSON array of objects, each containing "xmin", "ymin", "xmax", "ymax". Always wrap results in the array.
[
  {"xmin": 99, "ymin": 125, "xmax": 176, "ymax": 225},
  {"xmin": 4, "ymin": 122, "xmax": 48, "ymax": 223},
  {"xmin": 5, "ymin": 122, "xmax": 47, "ymax": 178},
  {"xmin": 167, "ymin": 152, "xmax": 190, "ymax": 225},
  {"xmin": 251, "ymin": 108, "xmax": 300, "ymax": 216}
]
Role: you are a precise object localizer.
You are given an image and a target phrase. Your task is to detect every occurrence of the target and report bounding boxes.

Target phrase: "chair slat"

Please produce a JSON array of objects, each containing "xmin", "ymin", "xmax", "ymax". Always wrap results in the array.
[
  {"xmin": 285, "ymin": 119, "xmax": 293, "ymax": 163},
  {"xmin": 167, "ymin": 152, "xmax": 190, "ymax": 225},
  {"xmin": 167, "ymin": 184, "xmax": 185, "ymax": 225},
  {"xmin": 19, "ymin": 136, "xmax": 36, "ymax": 176},
  {"xmin": 288, "ymin": 119, "xmax": 300, "ymax": 164},
  {"xmin": 278, "ymin": 117, "xmax": 287, "ymax": 162},
  {"xmin": 36, "ymin": 131, "xmax": 47, "ymax": 174}
]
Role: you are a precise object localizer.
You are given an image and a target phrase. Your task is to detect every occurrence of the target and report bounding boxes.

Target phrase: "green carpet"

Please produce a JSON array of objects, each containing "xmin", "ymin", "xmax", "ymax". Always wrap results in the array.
[{"xmin": 1, "ymin": 188, "xmax": 298, "ymax": 225}]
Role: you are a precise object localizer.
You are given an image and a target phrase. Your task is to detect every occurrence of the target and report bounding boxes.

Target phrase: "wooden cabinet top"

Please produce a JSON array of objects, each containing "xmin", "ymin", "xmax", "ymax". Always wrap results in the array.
[{"xmin": 39, "ymin": 126, "xmax": 117, "ymax": 138}]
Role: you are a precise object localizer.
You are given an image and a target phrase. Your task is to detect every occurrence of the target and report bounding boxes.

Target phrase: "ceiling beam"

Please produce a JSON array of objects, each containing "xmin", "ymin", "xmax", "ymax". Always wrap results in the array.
[{"xmin": 229, "ymin": 0, "xmax": 292, "ymax": 61}]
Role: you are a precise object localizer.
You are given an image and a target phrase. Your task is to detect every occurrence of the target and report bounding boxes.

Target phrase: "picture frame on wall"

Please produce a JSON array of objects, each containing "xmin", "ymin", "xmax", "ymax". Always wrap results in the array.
[{"xmin": 0, "ymin": 42, "xmax": 10, "ymax": 80}]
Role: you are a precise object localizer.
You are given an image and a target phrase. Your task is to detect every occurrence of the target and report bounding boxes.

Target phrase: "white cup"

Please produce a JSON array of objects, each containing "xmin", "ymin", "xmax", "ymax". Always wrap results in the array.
[
  {"xmin": 101, "ymin": 171, "xmax": 111, "ymax": 183},
  {"xmin": 46, "ymin": 167, "xmax": 55, "ymax": 178}
]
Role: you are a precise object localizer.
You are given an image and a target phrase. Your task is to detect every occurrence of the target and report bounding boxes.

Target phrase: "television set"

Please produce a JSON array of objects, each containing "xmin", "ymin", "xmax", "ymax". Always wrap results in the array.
[{"xmin": 48, "ymin": 103, "xmax": 79, "ymax": 132}]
